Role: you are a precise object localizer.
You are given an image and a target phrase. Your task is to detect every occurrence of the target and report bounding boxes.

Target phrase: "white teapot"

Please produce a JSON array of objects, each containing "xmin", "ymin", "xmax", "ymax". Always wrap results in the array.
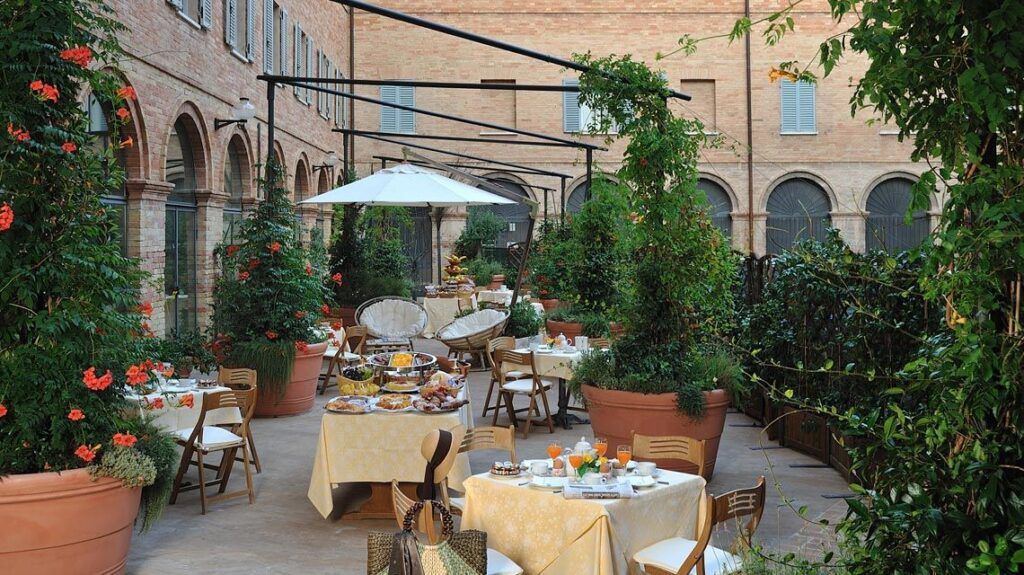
[{"xmin": 573, "ymin": 436, "xmax": 592, "ymax": 455}]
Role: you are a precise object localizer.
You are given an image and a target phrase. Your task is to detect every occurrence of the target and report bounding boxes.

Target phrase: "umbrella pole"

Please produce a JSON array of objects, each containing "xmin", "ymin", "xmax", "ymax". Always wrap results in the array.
[{"xmin": 434, "ymin": 207, "xmax": 443, "ymax": 284}]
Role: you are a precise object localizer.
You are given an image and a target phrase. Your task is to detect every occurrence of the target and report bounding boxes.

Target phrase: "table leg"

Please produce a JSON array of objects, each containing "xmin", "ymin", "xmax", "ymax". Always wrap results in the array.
[{"xmin": 552, "ymin": 378, "xmax": 589, "ymax": 430}]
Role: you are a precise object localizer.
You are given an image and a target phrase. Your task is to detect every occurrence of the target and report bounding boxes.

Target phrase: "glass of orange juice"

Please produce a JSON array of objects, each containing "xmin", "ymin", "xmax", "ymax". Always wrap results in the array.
[
  {"xmin": 567, "ymin": 449, "xmax": 584, "ymax": 471},
  {"xmin": 616, "ymin": 445, "xmax": 632, "ymax": 467},
  {"xmin": 594, "ymin": 437, "xmax": 608, "ymax": 458},
  {"xmin": 547, "ymin": 441, "xmax": 563, "ymax": 461}
]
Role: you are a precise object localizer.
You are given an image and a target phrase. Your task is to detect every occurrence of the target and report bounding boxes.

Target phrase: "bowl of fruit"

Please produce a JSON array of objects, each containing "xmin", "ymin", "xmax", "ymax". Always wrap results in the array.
[{"xmin": 337, "ymin": 365, "xmax": 379, "ymax": 396}]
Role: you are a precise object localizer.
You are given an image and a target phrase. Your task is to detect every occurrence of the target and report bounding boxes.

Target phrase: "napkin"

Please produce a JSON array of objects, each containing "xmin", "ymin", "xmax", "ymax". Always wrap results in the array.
[{"xmin": 563, "ymin": 482, "xmax": 634, "ymax": 499}]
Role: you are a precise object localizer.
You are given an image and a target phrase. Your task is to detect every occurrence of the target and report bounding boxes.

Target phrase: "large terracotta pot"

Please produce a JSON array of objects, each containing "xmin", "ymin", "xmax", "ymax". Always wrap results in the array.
[
  {"xmin": 487, "ymin": 274, "xmax": 506, "ymax": 290},
  {"xmin": 0, "ymin": 469, "xmax": 140, "ymax": 575},
  {"xmin": 539, "ymin": 298, "xmax": 560, "ymax": 311},
  {"xmin": 581, "ymin": 386, "xmax": 730, "ymax": 479},
  {"xmin": 545, "ymin": 319, "xmax": 584, "ymax": 343},
  {"xmin": 255, "ymin": 340, "xmax": 328, "ymax": 417}
]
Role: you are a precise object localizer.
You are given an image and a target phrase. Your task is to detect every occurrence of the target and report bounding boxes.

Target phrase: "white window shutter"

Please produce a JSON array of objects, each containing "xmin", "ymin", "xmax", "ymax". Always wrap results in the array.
[
  {"xmin": 305, "ymin": 38, "xmax": 313, "ymax": 105},
  {"xmin": 167, "ymin": 0, "xmax": 182, "ymax": 9},
  {"xmin": 325, "ymin": 60, "xmax": 332, "ymax": 120},
  {"xmin": 293, "ymin": 25, "xmax": 302, "ymax": 98},
  {"xmin": 380, "ymin": 85, "xmax": 398, "ymax": 132},
  {"xmin": 563, "ymin": 79, "xmax": 581, "ymax": 133},
  {"xmin": 201, "ymin": 0, "xmax": 213, "ymax": 29},
  {"xmin": 780, "ymin": 80, "xmax": 798, "ymax": 133},
  {"xmin": 315, "ymin": 51, "xmax": 322, "ymax": 113},
  {"xmin": 225, "ymin": 0, "xmax": 237, "ymax": 48},
  {"xmin": 280, "ymin": 9, "xmax": 289, "ymax": 75},
  {"xmin": 397, "ymin": 86, "xmax": 415, "ymax": 133},
  {"xmin": 263, "ymin": 0, "xmax": 274, "ymax": 73},
  {"xmin": 246, "ymin": 0, "xmax": 256, "ymax": 61},
  {"xmin": 798, "ymin": 81, "xmax": 816, "ymax": 132}
]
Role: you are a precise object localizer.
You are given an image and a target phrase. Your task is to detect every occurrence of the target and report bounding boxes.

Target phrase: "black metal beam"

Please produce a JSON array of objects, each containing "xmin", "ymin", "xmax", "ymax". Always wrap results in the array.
[
  {"xmin": 270, "ymin": 78, "xmax": 603, "ymax": 150},
  {"xmin": 371, "ymin": 156, "xmax": 556, "ymax": 191},
  {"xmin": 336, "ymin": 128, "xmax": 587, "ymax": 149},
  {"xmin": 263, "ymin": 76, "xmax": 579, "ymax": 93},
  {"xmin": 356, "ymin": 132, "xmax": 571, "ymax": 178},
  {"xmin": 327, "ymin": 0, "xmax": 690, "ymax": 101}
]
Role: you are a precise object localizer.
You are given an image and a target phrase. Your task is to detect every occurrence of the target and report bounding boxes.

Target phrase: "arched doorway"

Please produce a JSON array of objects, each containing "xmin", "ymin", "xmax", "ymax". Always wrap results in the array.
[
  {"xmin": 294, "ymin": 158, "xmax": 310, "ymax": 234},
  {"xmin": 85, "ymin": 92, "xmax": 129, "ymax": 254},
  {"xmin": 474, "ymin": 177, "xmax": 531, "ymax": 248},
  {"xmin": 865, "ymin": 177, "xmax": 930, "ymax": 252},
  {"xmin": 164, "ymin": 116, "xmax": 202, "ymax": 335},
  {"xmin": 222, "ymin": 134, "xmax": 250, "ymax": 246},
  {"xmin": 766, "ymin": 177, "xmax": 832, "ymax": 253},
  {"xmin": 697, "ymin": 178, "xmax": 733, "ymax": 239},
  {"xmin": 565, "ymin": 181, "xmax": 588, "ymax": 215}
]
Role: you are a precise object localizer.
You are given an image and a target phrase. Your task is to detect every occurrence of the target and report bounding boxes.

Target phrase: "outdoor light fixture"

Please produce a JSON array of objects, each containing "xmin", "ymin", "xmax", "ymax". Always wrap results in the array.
[
  {"xmin": 312, "ymin": 150, "xmax": 339, "ymax": 175},
  {"xmin": 214, "ymin": 97, "xmax": 256, "ymax": 130}
]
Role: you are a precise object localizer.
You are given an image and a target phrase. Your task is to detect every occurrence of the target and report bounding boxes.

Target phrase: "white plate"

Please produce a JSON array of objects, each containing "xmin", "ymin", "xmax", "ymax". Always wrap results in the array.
[
  {"xmin": 623, "ymin": 475, "xmax": 657, "ymax": 488},
  {"xmin": 160, "ymin": 385, "xmax": 192, "ymax": 393},
  {"xmin": 371, "ymin": 397, "xmax": 416, "ymax": 412},
  {"xmin": 529, "ymin": 476, "xmax": 567, "ymax": 490}
]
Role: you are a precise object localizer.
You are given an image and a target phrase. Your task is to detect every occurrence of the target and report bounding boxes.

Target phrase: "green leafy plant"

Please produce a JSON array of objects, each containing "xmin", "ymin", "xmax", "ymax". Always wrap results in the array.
[
  {"xmin": 158, "ymin": 329, "xmax": 217, "ymax": 376},
  {"xmin": 212, "ymin": 162, "xmax": 330, "ymax": 396},
  {"xmin": 566, "ymin": 176, "xmax": 631, "ymax": 314},
  {"xmin": 545, "ymin": 306, "xmax": 612, "ymax": 337},
  {"xmin": 454, "ymin": 209, "xmax": 504, "ymax": 258},
  {"xmin": 464, "ymin": 257, "xmax": 505, "ymax": 286},
  {"xmin": 328, "ymin": 203, "xmax": 413, "ymax": 306},
  {"xmin": 0, "ymin": 0, "xmax": 175, "ymax": 531},
  {"xmin": 503, "ymin": 300, "xmax": 543, "ymax": 338},
  {"xmin": 527, "ymin": 220, "xmax": 575, "ymax": 300}
]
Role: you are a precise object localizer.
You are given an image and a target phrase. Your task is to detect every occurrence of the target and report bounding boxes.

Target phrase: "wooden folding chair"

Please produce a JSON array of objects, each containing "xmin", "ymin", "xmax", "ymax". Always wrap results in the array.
[
  {"xmin": 588, "ymin": 337, "xmax": 611, "ymax": 349},
  {"xmin": 170, "ymin": 387, "xmax": 257, "ymax": 514},
  {"xmin": 481, "ymin": 336, "xmax": 526, "ymax": 417},
  {"xmin": 632, "ymin": 433, "xmax": 707, "ymax": 478},
  {"xmin": 217, "ymin": 367, "xmax": 262, "ymax": 473},
  {"xmin": 492, "ymin": 350, "xmax": 554, "ymax": 439},
  {"xmin": 449, "ymin": 425, "xmax": 518, "ymax": 513},
  {"xmin": 318, "ymin": 345, "xmax": 347, "ymax": 396},
  {"xmin": 344, "ymin": 325, "xmax": 368, "ymax": 355}
]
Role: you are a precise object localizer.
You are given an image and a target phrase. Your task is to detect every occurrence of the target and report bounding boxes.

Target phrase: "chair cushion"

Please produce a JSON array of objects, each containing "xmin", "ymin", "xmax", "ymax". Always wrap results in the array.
[
  {"xmin": 360, "ymin": 299, "xmax": 427, "ymax": 339},
  {"xmin": 450, "ymin": 496, "xmax": 466, "ymax": 512},
  {"xmin": 504, "ymin": 370, "xmax": 526, "ymax": 380},
  {"xmin": 633, "ymin": 538, "xmax": 742, "ymax": 575},
  {"xmin": 500, "ymin": 378, "xmax": 552, "ymax": 394},
  {"xmin": 437, "ymin": 309, "xmax": 507, "ymax": 341},
  {"xmin": 487, "ymin": 548, "xmax": 524, "ymax": 575},
  {"xmin": 173, "ymin": 426, "xmax": 244, "ymax": 451}
]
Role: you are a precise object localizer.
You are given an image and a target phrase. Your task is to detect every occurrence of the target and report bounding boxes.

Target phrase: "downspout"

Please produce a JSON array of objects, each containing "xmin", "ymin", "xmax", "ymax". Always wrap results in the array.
[
  {"xmin": 744, "ymin": 0, "xmax": 755, "ymax": 255},
  {"xmin": 348, "ymin": 6, "xmax": 356, "ymax": 174}
]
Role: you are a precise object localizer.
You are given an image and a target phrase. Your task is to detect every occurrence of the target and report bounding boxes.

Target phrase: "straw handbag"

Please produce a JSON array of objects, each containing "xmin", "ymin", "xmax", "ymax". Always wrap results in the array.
[{"xmin": 367, "ymin": 500, "xmax": 487, "ymax": 575}]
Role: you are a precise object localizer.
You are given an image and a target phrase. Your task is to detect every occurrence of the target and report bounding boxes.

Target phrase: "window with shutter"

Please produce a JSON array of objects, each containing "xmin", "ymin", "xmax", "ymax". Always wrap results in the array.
[
  {"xmin": 293, "ymin": 25, "xmax": 302, "ymax": 100},
  {"xmin": 380, "ymin": 85, "xmax": 398, "ymax": 133},
  {"xmin": 279, "ymin": 8, "xmax": 288, "ymax": 75},
  {"xmin": 563, "ymin": 79, "xmax": 581, "ymax": 133},
  {"xmin": 200, "ymin": 0, "xmax": 212, "ymax": 29},
  {"xmin": 397, "ymin": 86, "xmax": 415, "ymax": 133},
  {"xmin": 263, "ymin": 0, "xmax": 274, "ymax": 73},
  {"xmin": 324, "ymin": 60, "xmax": 332, "ymax": 121},
  {"xmin": 305, "ymin": 38, "xmax": 313, "ymax": 105},
  {"xmin": 780, "ymin": 80, "xmax": 816, "ymax": 134},
  {"xmin": 246, "ymin": 0, "xmax": 256, "ymax": 61},
  {"xmin": 225, "ymin": 0, "xmax": 237, "ymax": 48}
]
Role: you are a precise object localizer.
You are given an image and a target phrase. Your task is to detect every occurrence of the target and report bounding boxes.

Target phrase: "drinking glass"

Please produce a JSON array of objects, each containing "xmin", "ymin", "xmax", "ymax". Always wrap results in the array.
[
  {"xmin": 616, "ymin": 445, "xmax": 632, "ymax": 467},
  {"xmin": 547, "ymin": 441, "xmax": 563, "ymax": 461},
  {"xmin": 594, "ymin": 437, "xmax": 608, "ymax": 458},
  {"xmin": 567, "ymin": 449, "xmax": 584, "ymax": 471}
]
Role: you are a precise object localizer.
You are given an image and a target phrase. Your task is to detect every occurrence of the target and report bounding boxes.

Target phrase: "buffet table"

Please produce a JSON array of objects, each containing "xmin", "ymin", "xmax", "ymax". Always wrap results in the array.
[
  {"xmin": 461, "ymin": 469, "xmax": 705, "ymax": 575},
  {"xmin": 307, "ymin": 389, "xmax": 473, "ymax": 519}
]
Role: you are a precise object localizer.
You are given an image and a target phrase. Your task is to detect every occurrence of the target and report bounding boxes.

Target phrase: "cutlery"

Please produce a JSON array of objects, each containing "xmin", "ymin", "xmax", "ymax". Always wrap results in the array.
[{"xmin": 657, "ymin": 480, "xmax": 670, "ymax": 485}]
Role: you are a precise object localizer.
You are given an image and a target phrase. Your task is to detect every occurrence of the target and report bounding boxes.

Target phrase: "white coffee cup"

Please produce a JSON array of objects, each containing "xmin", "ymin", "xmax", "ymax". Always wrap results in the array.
[
  {"xmin": 530, "ymin": 461, "xmax": 550, "ymax": 476},
  {"xmin": 583, "ymin": 472, "xmax": 604, "ymax": 485},
  {"xmin": 636, "ymin": 461, "xmax": 657, "ymax": 476}
]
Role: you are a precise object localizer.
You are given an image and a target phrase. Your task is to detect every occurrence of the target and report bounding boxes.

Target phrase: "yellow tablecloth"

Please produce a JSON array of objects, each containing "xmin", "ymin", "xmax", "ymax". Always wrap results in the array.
[
  {"xmin": 461, "ymin": 470, "xmax": 705, "ymax": 575},
  {"xmin": 423, "ymin": 296, "xmax": 476, "ymax": 338},
  {"xmin": 307, "ymin": 391, "xmax": 474, "ymax": 518},
  {"xmin": 127, "ymin": 386, "xmax": 240, "ymax": 433}
]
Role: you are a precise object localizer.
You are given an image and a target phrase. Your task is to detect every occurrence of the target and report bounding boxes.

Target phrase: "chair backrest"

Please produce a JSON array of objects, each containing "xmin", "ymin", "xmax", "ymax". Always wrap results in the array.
[
  {"xmin": 187, "ymin": 386, "xmax": 257, "ymax": 446},
  {"xmin": 588, "ymin": 337, "xmax": 611, "ymax": 349},
  {"xmin": 632, "ymin": 433, "xmax": 707, "ymax": 477},
  {"xmin": 345, "ymin": 325, "xmax": 368, "ymax": 354},
  {"xmin": 486, "ymin": 336, "xmax": 517, "ymax": 381},
  {"xmin": 390, "ymin": 479, "xmax": 452, "ymax": 545},
  {"xmin": 711, "ymin": 475, "xmax": 767, "ymax": 544},
  {"xmin": 356, "ymin": 296, "xmax": 427, "ymax": 339},
  {"xmin": 217, "ymin": 367, "xmax": 257, "ymax": 389},
  {"xmin": 495, "ymin": 349, "xmax": 535, "ymax": 377},
  {"xmin": 459, "ymin": 425, "xmax": 517, "ymax": 464},
  {"xmin": 322, "ymin": 345, "xmax": 346, "ymax": 382}
]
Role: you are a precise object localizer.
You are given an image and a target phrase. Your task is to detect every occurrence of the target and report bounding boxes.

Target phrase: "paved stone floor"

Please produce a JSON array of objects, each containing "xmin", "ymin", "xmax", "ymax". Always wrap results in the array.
[{"xmin": 127, "ymin": 338, "xmax": 848, "ymax": 574}]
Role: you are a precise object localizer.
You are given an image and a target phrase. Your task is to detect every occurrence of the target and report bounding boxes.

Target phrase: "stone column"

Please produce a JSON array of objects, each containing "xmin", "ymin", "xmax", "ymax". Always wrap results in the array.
[
  {"xmin": 195, "ymin": 188, "xmax": 228, "ymax": 330},
  {"xmin": 831, "ymin": 212, "xmax": 866, "ymax": 253},
  {"xmin": 297, "ymin": 204, "xmax": 322, "ymax": 246},
  {"xmin": 125, "ymin": 179, "xmax": 172, "ymax": 335},
  {"xmin": 750, "ymin": 212, "xmax": 769, "ymax": 256}
]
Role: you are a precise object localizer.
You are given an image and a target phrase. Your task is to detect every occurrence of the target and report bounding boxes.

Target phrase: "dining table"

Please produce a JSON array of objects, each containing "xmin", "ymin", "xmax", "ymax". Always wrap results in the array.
[
  {"xmin": 515, "ymin": 347, "xmax": 586, "ymax": 430},
  {"xmin": 126, "ymin": 383, "xmax": 241, "ymax": 433},
  {"xmin": 307, "ymin": 387, "xmax": 474, "ymax": 520},
  {"xmin": 460, "ymin": 468, "xmax": 706, "ymax": 575}
]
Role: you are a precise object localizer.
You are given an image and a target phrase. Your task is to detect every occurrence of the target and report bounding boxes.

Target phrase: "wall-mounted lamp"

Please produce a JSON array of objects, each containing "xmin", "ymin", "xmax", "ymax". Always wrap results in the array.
[
  {"xmin": 214, "ymin": 97, "xmax": 257, "ymax": 130},
  {"xmin": 312, "ymin": 150, "xmax": 339, "ymax": 175}
]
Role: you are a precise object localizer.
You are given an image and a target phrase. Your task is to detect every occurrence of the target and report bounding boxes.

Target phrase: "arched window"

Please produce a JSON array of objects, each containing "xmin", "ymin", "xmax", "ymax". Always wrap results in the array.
[
  {"xmin": 164, "ymin": 118, "xmax": 200, "ymax": 335},
  {"xmin": 313, "ymin": 170, "xmax": 330, "ymax": 242},
  {"xmin": 474, "ymin": 178, "xmax": 531, "ymax": 248},
  {"xmin": 222, "ymin": 135, "xmax": 248, "ymax": 246},
  {"xmin": 866, "ymin": 177, "xmax": 930, "ymax": 252},
  {"xmin": 85, "ymin": 93, "xmax": 128, "ymax": 254},
  {"xmin": 766, "ymin": 177, "xmax": 832, "ymax": 253},
  {"xmin": 697, "ymin": 178, "xmax": 733, "ymax": 239},
  {"xmin": 294, "ymin": 159, "xmax": 310, "ymax": 235},
  {"xmin": 565, "ymin": 181, "xmax": 588, "ymax": 215}
]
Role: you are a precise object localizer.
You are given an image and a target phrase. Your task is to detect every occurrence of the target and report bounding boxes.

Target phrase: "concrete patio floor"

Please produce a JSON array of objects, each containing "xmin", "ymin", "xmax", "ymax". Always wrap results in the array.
[{"xmin": 128, "ymin": 338, "xmax": 848, "ymax": 574}]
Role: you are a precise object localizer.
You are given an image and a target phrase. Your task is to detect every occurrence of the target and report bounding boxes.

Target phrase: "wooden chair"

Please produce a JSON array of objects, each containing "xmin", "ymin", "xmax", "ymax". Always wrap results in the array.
[
  {"xmin": 170, "ymin": 387, "xmax": 258, "ymax": 514},
  {"xmin": 449, "ymin": 425, "xmax": 517, "ymax": 513},
  {"xmin": 632, "ymin": 477, "xmax": 767, "ymax": 575},
  {"xmin": 217, "ymin": 368, "xmax": 262, "ymax": 474},
  {"xmin": 481, "ymin": 336, "xmax": 526, "ymax": 417},
  {"xmin": 390, "ymin": 480, "xmax": 524, "ymax": 575},
  {"xmin": 318, "ymin": 345, "xmax": 347, "ymax": 396},
  {"xmin": 492, "ymin": 350, "xmax": 554, "ymax": 439},
  {"xmin": 632, "ymin": 433, "xmax": 707, "ymax": 478},
  {"xmin": 344, "ymin": 324, "xmax": 368, "ymax": 355},
  {"xmin": 588, "ymin": 337, "xmax": 611, "ymax": 349}
]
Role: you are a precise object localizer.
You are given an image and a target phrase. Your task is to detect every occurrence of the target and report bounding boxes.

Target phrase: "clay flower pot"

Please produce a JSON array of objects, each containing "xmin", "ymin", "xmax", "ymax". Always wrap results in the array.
[
  {"xmin": 581, "ymin": 386, "xmax": 730, "ymax": 479},
  {"xmin": 487, "ymin": 274, "xmax": 506, "ymax": 290},
  {"xmin": 0, "ymin": 468, "xmax": 141, "ymax": 575},
  {"xmin": 539, "ymin": 298, "xmax": 561, "ymax": 311},
  {"xmin": 255, "ymin": 340, "xmax": 328, "ymax": 417},
  {"xmin": 545, "ymin": 319, "xmax": 584, "ymax": 343}
]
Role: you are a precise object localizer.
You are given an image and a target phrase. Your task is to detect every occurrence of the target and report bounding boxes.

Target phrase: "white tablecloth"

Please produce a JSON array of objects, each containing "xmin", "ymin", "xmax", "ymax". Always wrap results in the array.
[
  {"xmin": 127, "ymin": 386, "xmax": 241, "ymax": 433},
  {"xmin": 423, "ymin": 295, "xmax": 476, "ymax": 338},
  {"xmin": 515, "ymin": 349, "xmax": 582, "ymax": 380},
  {"xmin": 477, "ymin": 289, "xmax": 514, "ymax": 306},
  {"xmin": 462, "ymin": 470, "xmax": 706, "ymax": 575}
]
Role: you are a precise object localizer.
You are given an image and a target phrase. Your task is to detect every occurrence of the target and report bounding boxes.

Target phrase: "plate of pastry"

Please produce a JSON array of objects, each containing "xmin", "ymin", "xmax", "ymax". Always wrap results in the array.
[
  {"xmin": 325, "ymin": 396, "xmax": 372, "ymax": 414},
  {"xmin": 373, "ymin": 393, "xmax": 414, "ymax": 412}
]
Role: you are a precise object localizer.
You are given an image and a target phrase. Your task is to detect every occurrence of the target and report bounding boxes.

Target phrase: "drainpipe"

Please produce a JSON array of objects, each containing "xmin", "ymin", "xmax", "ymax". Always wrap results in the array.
[
  {"xmin": 744, "ymin": 0, "xmax": 755, "ymax": 255},
  {"xmin": 348, "ymin": 6, "xmax": 356, "ymax": 174}
]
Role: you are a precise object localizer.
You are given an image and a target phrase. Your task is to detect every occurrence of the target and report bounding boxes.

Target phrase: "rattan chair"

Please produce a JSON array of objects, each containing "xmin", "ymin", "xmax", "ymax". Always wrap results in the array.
[
  {"xmin": 492, "ymin": 349, "xmax": 554, "ymax": 439},
  {"xmin": 632, "ymin": 433, "xmax": 707, "ymax": 478},
  {"xmin": 437, "ymin": 308, "xmax": 509, "ymax": 369},
  {"xmin": 632, "ymin": 477, "xmax": 766, "ymax": 575},
  {"xmin": 170, "ymin": 387, "xmax": 257, "ymax": 514},
  {"xmin": 217, "ymin": 367, "xmax": 262, "ymax": 474},
  {"xmin": 356, "ymin": 296, "xmax": 428, "ymax": 352}
]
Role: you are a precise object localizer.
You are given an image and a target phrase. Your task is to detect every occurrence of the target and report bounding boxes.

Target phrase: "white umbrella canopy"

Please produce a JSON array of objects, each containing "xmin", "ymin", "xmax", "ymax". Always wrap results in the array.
[{"xmin": 299, "ymin": 163, "xmax": 516, "ymax": 207}]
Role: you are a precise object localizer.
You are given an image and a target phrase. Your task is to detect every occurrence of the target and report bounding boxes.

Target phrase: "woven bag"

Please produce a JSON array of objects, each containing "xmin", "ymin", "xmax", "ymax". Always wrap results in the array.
[{"xmin": 367, "ymin": 500, "xmax": 487, "ymax": 575}]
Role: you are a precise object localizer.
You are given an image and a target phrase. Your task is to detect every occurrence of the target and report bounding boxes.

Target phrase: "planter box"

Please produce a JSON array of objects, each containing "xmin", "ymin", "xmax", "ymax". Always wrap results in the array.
[
  {"xmin": 778, "ymin": 406, "xmax": 829, "ymax": 463},
  {"xmin": 0, "ymin": 469, "xmax": 141, "ymax": 574},
  {"xmin": 828, "ymin": 430, "xmax": 854, "ymax": 481},
  {"xmin": 255, "ymin": 340, "xmax": 328, "ymax": 417}
]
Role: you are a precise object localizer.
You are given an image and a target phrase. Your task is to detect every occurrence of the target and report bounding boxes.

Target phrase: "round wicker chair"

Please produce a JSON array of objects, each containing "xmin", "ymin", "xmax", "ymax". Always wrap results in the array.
[
  {"xmin": 437, "ymin": 308, "xmax": 510, "ymax": 368},
  {"xmin": 355, "ymin": 296, "xmax": 428, "ymax": 352}
]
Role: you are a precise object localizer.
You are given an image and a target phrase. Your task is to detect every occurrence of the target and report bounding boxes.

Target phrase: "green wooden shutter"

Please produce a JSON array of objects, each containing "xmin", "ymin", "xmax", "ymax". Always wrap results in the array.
[
  {"xmin": 262, "ymin": 0, "xmax": 274, "ymax": 72},
  {"xmin": 780, "ymin": 80, "xmax": 798, "ymax": 133},
  {"xmin": 246, "ymin": 0, "xmax": 256, "ymax": 60},
  {"xmin": 280, "ymin": 8, "xmax": 289, "ymax": 75},
  {"xmin": 293, "ymin": 25, "xmax": 302, "ymax": 99},
  {"xmin": 797, "ymin": 81, "xmax": 816, "ymax": 132},
  {"xmin": 563, "ymin": 79, "xmax": 580, "ymax": 133},
  {"xmin": 305, "ymin": 37, "xmax": 313, "ymax": 105}
]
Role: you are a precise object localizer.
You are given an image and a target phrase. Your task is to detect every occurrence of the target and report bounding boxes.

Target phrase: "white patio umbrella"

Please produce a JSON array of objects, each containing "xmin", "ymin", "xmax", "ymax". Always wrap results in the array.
[{"xmin": 300, "ymin": 163, "xmax": 517, "ymax": 281}]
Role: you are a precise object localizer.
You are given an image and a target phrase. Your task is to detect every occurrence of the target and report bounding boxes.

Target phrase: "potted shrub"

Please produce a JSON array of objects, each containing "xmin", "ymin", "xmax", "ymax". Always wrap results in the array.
[
  {"xmin": 212, "ymin": 163, "xmax": 331, "ymax": 417},
  {"xmin": 528, "ymin": 220, "xmax": 574, "ymax": 310},
  {"xmin": 0, "ymin": 5, "xmax": 176, "ymax": 572},
  {"xmin": 503, "ymin": 300, "xmax": 544, "ymax": 342},
  {"xmin": 160, "ymin": 329, "xmax": 217, "ymax": 377},
  {"xmin": 453, "ymin": 208, "xmax": 504, "ymax": 259},
  {"xmin": 567, "ymin": 56, "xmax": 745, "ymax": 479},
  {"xmin": 465, "ymin": 257, "xmax": 505, "ymax": 289}
]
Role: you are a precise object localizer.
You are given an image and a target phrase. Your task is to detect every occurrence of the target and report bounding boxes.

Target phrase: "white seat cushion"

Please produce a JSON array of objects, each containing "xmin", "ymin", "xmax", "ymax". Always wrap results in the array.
[
  {"xmin": 360, "ymin": 300, "xmax": 426, "ymax": 339},
  {"xmin": 173, "ymin": 426, "xmax": 244, "ymax": 451},
  {"xmin": 633, "ymin": 538, "xmax": 742, "ymax": 575},
  {"xmin": 450, "ymin": 496, "xmax": 465, "ymax": 512},
  {"xmin": 504, "ymin": 370, "xmax": 526, "ymax": 380},
  {"xmin": 437, "ymin": 309, "xmax": 507, "ymax": 340},
  {"xmin": 500, "ymin": 378, "xmax": 552, "ymax": 394},
  {"xmin": 487, "ymin": 548, "xmax": 524, "ymax": 575}
]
